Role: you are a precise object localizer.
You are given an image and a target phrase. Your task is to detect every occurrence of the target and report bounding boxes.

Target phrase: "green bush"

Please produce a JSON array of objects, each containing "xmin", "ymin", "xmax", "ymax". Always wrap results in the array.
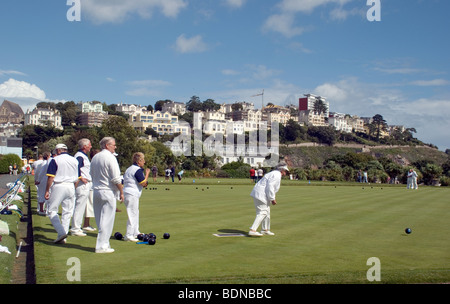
[{"xmin": 0, "ymin": 154, "xmax": 23, "ymax": 174}]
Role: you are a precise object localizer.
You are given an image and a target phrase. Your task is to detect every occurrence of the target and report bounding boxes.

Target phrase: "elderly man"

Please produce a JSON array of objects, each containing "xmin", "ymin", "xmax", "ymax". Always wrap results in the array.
[
  {"xmin": 248, "ymin": 162, "xmax": 289, "ymax": 237},
  {"xmin": 35, "ymin": 151, "xmax": 51, "ymax": 215},
  {"xmin": 45, "ymin": 144, "xmax": 80, "ymax": 244},
  {"xmin": 70, "ymin": 138, "xmax": 92, "ymax": 237},
  {"xmin": 90, "ymin": 137, "xmax": 124, "ymax": 253}
]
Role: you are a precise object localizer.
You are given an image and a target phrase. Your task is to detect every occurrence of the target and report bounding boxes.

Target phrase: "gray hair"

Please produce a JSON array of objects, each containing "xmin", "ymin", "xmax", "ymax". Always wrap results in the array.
[
  {"xmin": 78, "ymin": 138, "xmax": 91, "ymax": 149},
  {"xmin": 99, "ymin": 137, "xmax": 115, "ymax": 149}
]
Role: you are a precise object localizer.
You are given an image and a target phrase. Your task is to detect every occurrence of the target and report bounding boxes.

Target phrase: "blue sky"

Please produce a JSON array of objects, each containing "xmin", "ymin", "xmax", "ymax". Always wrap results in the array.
[{"xmin": 0, "ymin": 0, "xmax": 449, "ymax": 151}]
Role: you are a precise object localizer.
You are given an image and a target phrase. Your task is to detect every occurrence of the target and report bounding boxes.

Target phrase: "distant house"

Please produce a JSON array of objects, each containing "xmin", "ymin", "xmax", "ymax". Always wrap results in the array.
[
  {"xmin": 24, "ymin": 107, "xmax": 63, "ymax": 130},
  {"xmin": 77, "ymin": 101, "xmax": 109, "ymax": 127},
  {"xmin": 0, "ymin": 100, "xmax": 24, "ymax": 124}
]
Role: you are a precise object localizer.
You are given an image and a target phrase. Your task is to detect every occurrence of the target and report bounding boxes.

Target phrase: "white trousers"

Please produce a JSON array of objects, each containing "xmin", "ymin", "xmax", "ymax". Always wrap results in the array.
[
  {"xmin": 411, "ymin": 177, "xmax": 418, "ymax": 189},
  {"xmin": 71, "ymin": 182, "xmax": 92, "ymax": 232},
  {"xmin": 250, "ymin": 198, "xmax": 271, "ymax": 231},
  {"xmin": 124, "ymin": 194, "xmax": 140, "ymax": 238},
  {"xmin": 47, "ymin": 183, "xmax": 75, "ymax": 237},
  {"xmin": 93, "ymin": 189, "xmax": 117, "ymax": 251},
  {"xmin": 37, "ymin": 177, "xmax": 49, "ymax": 203},
  {"xmin": 86, "ymin": 190, "xmax": 94, "ymax": 218}
]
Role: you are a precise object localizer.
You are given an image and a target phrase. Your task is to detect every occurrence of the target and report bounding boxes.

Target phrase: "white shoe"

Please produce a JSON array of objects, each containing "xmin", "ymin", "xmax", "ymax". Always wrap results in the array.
[
  {"xmin": 261, "ymin": 230, "xmax": 275, "ymax": 236},
  {"xmin": 124, "ymin": 236, "xmax": 139, "ymax": 242},
  {"xmin": 71, "ymin": 230, "xmax": 87, "ymax": 236},
  {"xmin": 248, "ymin": 230, "xmax": 263, "ymax": 237},
  {"xmin": 54, "ymin": 234, "xmax": 67, "ymax": 244},
  {"xmin": 95, "ymin": 248, "xmax": 115, "ymax": 253},
  {"xmin": 82, "ymin": 226, "xmax": 96, "ymax": 232}
]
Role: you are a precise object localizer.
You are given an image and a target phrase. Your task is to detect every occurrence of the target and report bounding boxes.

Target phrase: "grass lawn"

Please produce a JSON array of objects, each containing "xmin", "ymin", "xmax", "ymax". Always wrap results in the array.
[{"xmin": 32, "ymin": 178, "xmax": 450, "ymax": 284}]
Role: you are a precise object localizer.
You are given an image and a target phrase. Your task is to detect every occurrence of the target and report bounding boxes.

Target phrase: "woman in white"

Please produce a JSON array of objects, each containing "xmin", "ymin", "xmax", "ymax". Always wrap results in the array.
[
  {"xmin": 122, "ymin": 152, "xmax": 150, "ymax": 242},
  {"xmin": 249, "ymin": 162, "xmax": 289, "ymax": 237}
]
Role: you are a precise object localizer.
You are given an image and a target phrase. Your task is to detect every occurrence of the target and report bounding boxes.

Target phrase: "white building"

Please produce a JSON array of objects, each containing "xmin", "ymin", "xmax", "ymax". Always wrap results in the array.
[
  {"xmin": 298, "ymin": 110, "xmax": 327, "ymax": 127},
  {"xmin": 24, "ymin": 108, "xmax": 63, "ymax": 130},
  {"xmin": 299, "ymin": 94, "xmax": 330, "ymax": 118},
  {"xmin": 161, "ymin": 101, "xmax": 186, "ymax": 115},
  {"xmin": 116, "ymin": 103, "xmax": 147, "ymax": 115},
  {"xmin": 78, "ymin": 101, "xmax": 105, "ymax": 113},
  {"xmin": 129, "ymin": 110, "xmax": 189, "ymax": 136},
  {"xmin": 328, "ymin": 112, "xmax": 353, "ymax": 133}
]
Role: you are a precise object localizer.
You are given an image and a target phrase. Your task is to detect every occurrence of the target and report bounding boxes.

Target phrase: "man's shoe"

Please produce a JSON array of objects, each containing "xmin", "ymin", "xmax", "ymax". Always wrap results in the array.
[
  {"xmin": 95, "ymin": 248, "xmax": 115, "ymax": 253},
  {"xmin": 124, "ymin": 236, "xmax": 139, "ymax": 242},
  {"xmin": 82, "ymin": 226, "xmax": 96, "ymax": 232},
  {"xmin": 54, "ymin": 234, "xmax": 67, "ymax": 244},
  {"xmin": 248, "ymin": 230, "xmax": 263, "ymax": 237},
  {"xmin": 262, "ymin": 230, "xmax": 275, "ymax": 236},
  {"xmin": 71, "ymin": 230, "xmax": 87, "ymax": 236}
]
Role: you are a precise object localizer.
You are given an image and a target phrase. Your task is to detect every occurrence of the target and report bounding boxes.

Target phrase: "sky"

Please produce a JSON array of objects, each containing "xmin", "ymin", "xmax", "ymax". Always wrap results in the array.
[{"xmin": 0, "ymin": 0, "xmax": 449, "ymax": 151}]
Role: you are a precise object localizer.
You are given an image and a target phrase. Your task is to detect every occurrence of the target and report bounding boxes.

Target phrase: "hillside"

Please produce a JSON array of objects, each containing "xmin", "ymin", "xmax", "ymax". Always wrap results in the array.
[{"xmin": 280, "ymin": 143, "xmax": 448, "ymax": 169}]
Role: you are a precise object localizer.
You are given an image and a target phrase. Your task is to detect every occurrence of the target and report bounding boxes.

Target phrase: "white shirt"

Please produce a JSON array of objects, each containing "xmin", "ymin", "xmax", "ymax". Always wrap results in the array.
[
  {"xmin": 90, "ymin": 149, "xmax": 122, "ymax": 191},
  {"xmin": 250, "ymin": 170, "xmax": 282, "ymax": 204},
  {"xmin": 74, "ymin": 150, "xmax": 92, "ymax": 182},
  {"xmin": 46, "ymin": 153, "xmax": 79, "ymax": 183},
  {"xmin": 123, "ymin": 164, "xmax": 147, "ymax": 198}
]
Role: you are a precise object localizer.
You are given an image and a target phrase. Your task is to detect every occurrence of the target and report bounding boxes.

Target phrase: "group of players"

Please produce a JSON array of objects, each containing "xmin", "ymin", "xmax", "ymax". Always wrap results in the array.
[
  {"xmin": 33, "ymin": 135, "xmax": 291, "ymax": 252},
  {"xmin": 33, "ymin": 137, "xmax": 149, "ymax": 253}
]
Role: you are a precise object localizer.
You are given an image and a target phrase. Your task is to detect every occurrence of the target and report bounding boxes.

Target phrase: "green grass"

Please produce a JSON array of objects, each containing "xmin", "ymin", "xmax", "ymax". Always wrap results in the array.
[{"xmin": 32, "ymin": 178, "xmax": 450, "ymax": 284}]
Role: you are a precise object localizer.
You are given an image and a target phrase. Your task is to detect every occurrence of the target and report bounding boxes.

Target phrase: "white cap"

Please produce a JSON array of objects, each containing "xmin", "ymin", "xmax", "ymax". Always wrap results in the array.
[
  {"xmin": 279, "ymin": 165, "xmax": 289, "ymax": 172},
  {"xmin": 55, "ymin": 143, "xmax": 68, "ymax": 150}
]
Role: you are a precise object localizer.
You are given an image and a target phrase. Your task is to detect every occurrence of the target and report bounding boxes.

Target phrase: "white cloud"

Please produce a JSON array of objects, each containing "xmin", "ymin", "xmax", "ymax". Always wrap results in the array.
[
  {"xmin": 82, "ymin": 0, "xmax": 188, "ymax": 24},
  {"xmin": 0, "ymin": 78, "xmax": 67, "ymax": 112},
  {"xmin": 125, "ymin": 79, "xmax": 172, "ymax": 97},
  {"xmin": 0, "ymin": 78, "xmax": 46, "ymax": 100},
  {"xmin": 0, "ymin": 70, "xmax": 27, "ymax": 77},
  {"xmin": 224, "ymin": 0, "xmax": 247, "ymax": 8},
  {"xmin": 221, "ymin": 69, "xmax": 240, "ymax": 76},
  {"xmin": 314, "ymin": 83, "xmax": 348, "ymax": 102},
  {"xmin": 174, "ymin": 34, "xmax": 209, "ymax": 53},
  {"xmin": 277, "ymin": 0, "xmax": 354, "ymax": 13},
  {"xmin": 262, "ymin": 13, "xmax": 305, "ymax": 38},
  {"xmin": 312, "ymin": 77, "xmax": 450, "ymax": 150},
  {"xmin": 409, "ymin": 79, "xmax": 450, "ymax": 87},
  {"xmin": 264, "ymin": 0, "xmax": 357, "ymax": 38},
  {"xmin": 373, "ymin": 67, "xmax": 424, "ymax": 75},
  {"xmin": 127, "ymin": 80, "xmax": 171, "ymax": 87}
]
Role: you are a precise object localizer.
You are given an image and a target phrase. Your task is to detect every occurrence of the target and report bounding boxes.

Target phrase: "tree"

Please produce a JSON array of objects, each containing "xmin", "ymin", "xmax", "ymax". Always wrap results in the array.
[
  {"xmin": 371, "ymin": 114, "xmax": 388, "ymax": 142},
  {"xmin": 154, "ymin": 100, "xmax": 171, "ymax": 112},
  {"xmin": 231, "ymin": 103, "xmax": 243, "ymax": 111},
  {"xmin": 307, "ymin": 126, "xmax": 337, "ymax": 146},
  {"xmin": 313, "ymin": 99, "xmax": 328, "ymax": 116},
  {"xmin": 186, "ymin": 96, "xmax": 203, "ymax": 112},
  {"xmin": 202, "ymin": 99, "xmax": 221, "ymax": 112}
]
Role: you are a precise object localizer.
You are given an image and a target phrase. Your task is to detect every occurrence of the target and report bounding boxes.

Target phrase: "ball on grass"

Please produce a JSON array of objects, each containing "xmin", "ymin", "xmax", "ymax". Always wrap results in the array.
[{"xmin": 405, "ymin": 228, "xmax": 412, "ymax": 234}]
